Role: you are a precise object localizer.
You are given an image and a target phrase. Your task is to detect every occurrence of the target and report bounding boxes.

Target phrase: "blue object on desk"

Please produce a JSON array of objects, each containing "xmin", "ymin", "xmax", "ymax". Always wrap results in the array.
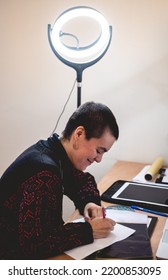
[{"xmin": 131, "ymin": 205, "xmax": 168, "ymax": 217}]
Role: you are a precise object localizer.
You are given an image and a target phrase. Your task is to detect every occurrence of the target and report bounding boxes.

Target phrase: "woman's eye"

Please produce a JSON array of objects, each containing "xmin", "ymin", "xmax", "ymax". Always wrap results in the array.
[{"xmin": 96, "ymin": 148, "xmax": 106, "ymax": 155}]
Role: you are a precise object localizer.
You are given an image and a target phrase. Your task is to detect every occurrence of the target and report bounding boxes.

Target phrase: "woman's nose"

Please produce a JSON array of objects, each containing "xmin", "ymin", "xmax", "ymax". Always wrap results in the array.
[{"xmin": 95, "ymin": 153, "xmax": 103, "ymax": 163}]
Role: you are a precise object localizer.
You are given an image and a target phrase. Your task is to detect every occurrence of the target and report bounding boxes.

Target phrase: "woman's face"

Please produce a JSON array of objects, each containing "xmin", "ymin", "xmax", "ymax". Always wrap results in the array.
[{"xmin": 67, "ymin": 126, "xmax": 116, "ymax": 171}]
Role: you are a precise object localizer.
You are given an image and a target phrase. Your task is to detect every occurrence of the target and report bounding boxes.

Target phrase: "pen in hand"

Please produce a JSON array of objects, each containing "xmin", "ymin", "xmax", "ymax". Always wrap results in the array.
[{"xmin": 102, "ymin": 207, "xmax": 106, "ymax": 219}]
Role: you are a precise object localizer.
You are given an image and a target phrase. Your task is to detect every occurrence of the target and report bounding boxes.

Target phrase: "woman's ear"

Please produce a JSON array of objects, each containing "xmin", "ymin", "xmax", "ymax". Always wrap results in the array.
[
  {"xmin": 75, "ymin": 126, "xmax": 85, "ymax": 139},
  {"xmin": 72, "ymin": 126, "xmax": 85, "ymax": 150}
]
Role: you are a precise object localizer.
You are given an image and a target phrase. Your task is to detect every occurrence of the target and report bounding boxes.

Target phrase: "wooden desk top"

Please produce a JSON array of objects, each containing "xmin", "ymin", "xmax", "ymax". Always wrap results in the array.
[{"xmin": 49, "ymin": 160, "xmax": 167, "ymax": 260}]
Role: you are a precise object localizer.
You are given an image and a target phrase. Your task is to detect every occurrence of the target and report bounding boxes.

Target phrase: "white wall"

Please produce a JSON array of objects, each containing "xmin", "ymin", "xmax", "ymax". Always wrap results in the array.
[{"xmin": 1, "ymin": 0, "xmax": 168, "ymax": 179}]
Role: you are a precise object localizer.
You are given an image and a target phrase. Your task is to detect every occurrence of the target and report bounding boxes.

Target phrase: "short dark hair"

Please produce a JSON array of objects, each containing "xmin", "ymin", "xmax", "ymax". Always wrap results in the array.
[{"xmin": 62, "ymin": 102, "xmax": 119, "ymax": 140}]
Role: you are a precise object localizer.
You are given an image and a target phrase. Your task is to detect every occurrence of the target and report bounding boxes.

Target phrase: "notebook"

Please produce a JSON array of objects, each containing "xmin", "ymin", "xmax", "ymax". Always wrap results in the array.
[{"xmin": 85, "ymin": 216, "xmax": 157, "ymax": 260}]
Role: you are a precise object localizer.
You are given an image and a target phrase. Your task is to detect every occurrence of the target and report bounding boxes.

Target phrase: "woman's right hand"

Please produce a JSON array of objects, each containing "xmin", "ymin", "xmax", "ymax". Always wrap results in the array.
[{"xmin": 87, "ymin": 217, "xmax": 116, "ymax": 239}]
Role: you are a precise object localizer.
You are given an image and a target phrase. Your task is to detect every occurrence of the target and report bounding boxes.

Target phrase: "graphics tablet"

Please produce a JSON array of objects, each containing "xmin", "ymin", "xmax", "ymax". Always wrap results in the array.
[{"xmin": 101, "ymin": 180, "xmax": 168, "ymax": 213}]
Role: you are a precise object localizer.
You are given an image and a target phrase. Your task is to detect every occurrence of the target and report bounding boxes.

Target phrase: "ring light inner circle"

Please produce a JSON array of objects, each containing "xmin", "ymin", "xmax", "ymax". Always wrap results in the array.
[{"xmin": 51, "ymin": 7, "xmax": 110, "ymax": 60}]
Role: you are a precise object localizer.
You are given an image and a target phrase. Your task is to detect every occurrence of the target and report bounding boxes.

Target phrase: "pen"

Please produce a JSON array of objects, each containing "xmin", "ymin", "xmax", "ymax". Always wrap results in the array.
[
  {"xmin": 131, "ymin": 205, "xmax": 168, "ymax": 217},
  {"xmin": 102, "ymin": 207, "xmax": 106, "ymax": 218}
]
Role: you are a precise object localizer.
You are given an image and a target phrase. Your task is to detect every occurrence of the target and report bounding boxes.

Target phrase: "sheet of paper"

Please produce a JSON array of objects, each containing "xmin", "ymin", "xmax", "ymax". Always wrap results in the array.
[
  {"xmin": 132, "ymin": 165, "xmax": 167, "ymax": 185},
  {"xmin": 105, "ymin": 208, "xmax": 148, "ymax": 224},
  {"xmin": 133, "ymin": 165, "xmax": 152, "ymax": 183},
  {"xmin": 65, "ymin": 222, "xmax": 135, "ymax": 259}
]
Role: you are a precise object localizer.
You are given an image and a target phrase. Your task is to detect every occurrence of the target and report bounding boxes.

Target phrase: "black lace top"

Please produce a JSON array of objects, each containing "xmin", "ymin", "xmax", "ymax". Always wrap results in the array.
[{"xmin": 0, "ymin": 134, "xmax": 101, "ymax": 259}]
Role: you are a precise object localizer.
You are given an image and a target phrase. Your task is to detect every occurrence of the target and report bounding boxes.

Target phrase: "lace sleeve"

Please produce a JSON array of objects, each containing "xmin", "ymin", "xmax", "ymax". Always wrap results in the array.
[
  {"xmin": 18, "ymin": 170, "xmax": 93, "ymax": 259},
  {"xmin": 65, "ymin": 169, "xmax": 101, "ymax": 215}
]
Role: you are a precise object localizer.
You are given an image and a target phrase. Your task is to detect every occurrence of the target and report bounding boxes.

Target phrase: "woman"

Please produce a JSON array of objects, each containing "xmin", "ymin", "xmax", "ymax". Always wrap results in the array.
[{"xmin": 0, "ymin": 101, "xmax": 119, "ymax": 259}]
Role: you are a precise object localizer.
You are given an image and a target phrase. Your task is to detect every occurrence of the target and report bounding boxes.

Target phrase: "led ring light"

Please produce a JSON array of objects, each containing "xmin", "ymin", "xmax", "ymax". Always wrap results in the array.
[
  {"xmin": 49, "ymin": 6, "xmax": 111, "ymax": 62},
  {"xmin": 48, "ymin": 6, "xmax": 112, "ymax": 106}
]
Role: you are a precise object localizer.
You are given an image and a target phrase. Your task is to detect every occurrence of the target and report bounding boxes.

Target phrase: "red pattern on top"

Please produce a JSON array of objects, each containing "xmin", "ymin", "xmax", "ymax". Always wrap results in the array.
[{"xmin": 0, "ymin": 169, "xmax": 98, "ymax": 259}]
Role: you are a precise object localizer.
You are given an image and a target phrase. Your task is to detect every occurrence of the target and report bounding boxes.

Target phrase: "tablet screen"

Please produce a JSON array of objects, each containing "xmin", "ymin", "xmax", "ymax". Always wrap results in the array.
[{"xmin": 112, "ymin": 182, "xmax": 168, "ymax": 207}]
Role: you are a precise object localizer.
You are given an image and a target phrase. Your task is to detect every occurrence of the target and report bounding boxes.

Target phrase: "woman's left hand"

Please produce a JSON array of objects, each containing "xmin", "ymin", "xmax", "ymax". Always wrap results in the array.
[{"xmin": 84, "ymin": 202, "xmax": 104, "ymax": 221}]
